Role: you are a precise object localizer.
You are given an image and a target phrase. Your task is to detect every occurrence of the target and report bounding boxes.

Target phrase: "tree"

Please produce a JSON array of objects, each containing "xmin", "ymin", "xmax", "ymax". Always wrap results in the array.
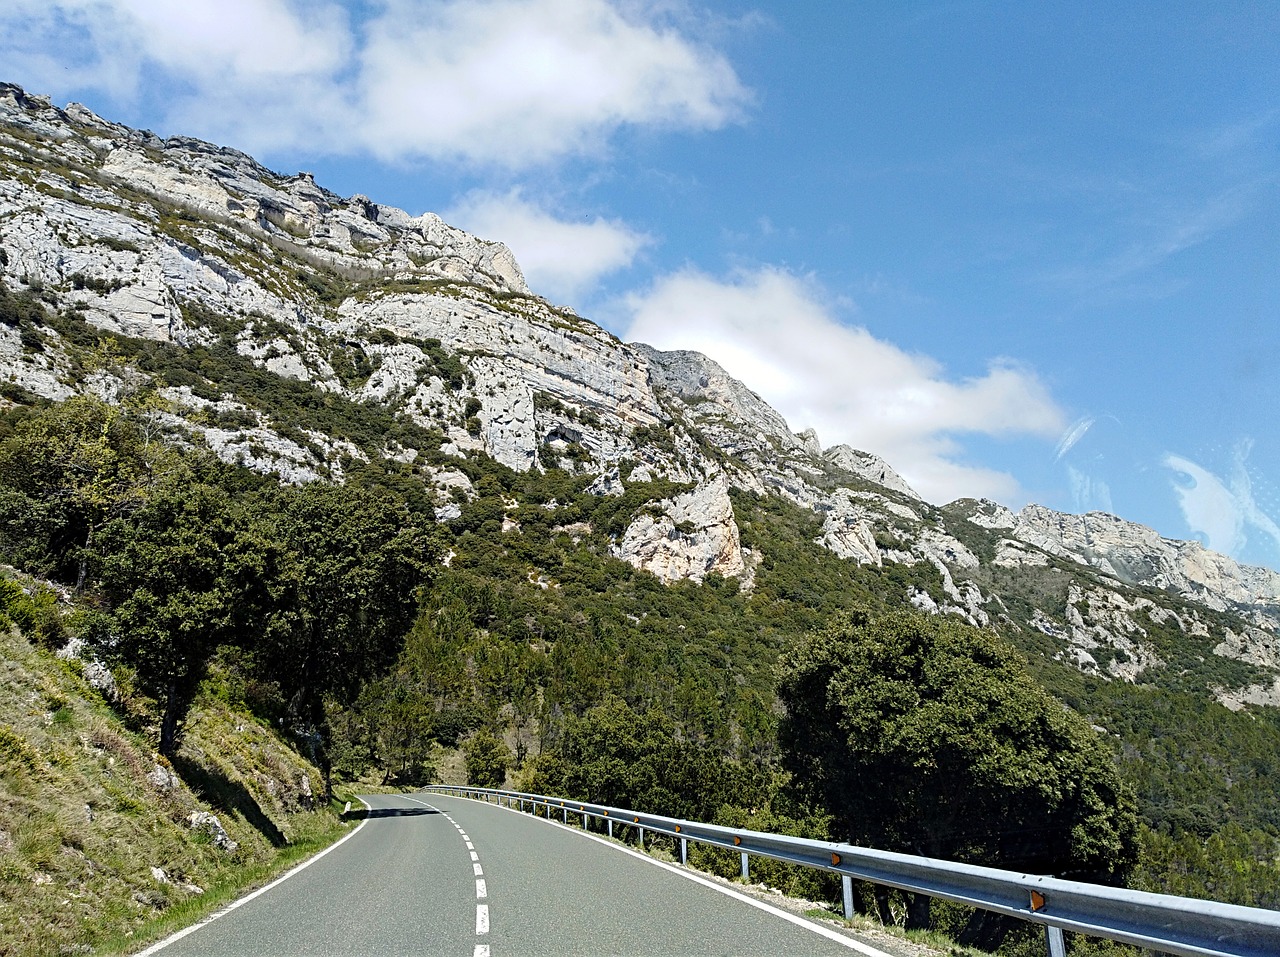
[
  {"xmin": 327, "ymin": 679, "xmax": 437, "ymax": 786},
  {"xmin": 464, "ymin": 729, "xmax": 512, "ymax": 788},
  {"xmin": 540, "ymin": 695, "xmax": 768, "ymax": 821},
  {"xmin": 0, "ymin": 397, "xmax": 171, "ymax": 586},
  {"xmin": 778, "ymin": 608, "xmax": 1138, "ymax": 944},
  {"xmin": 253, "ymin": 483, "xmax": 432, "ymax": 795},
  {"xmin": 96, "ymin": 482, "xmax": 261, "ymax": 756}
]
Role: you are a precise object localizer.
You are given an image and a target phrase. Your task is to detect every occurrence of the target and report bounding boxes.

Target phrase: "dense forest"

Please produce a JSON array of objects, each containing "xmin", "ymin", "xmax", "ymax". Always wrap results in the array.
[{"xmin": 3, "ymin": 282, "xmax": 1280, "ymax": 953}]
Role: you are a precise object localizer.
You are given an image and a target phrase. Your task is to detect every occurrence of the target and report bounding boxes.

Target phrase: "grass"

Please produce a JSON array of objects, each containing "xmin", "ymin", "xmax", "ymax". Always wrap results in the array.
[
  {"xmin": 95, "ymin": 798, "xmax": 354, "ymax": 956},
  {"xmin": 0, "ymin": 623, "xmax": 354, "ymax": 957}
]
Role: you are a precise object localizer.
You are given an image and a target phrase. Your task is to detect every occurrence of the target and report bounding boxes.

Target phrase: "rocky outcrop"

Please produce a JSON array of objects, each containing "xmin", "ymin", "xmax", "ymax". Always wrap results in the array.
[
  {"xmin": 825, "ymin": 445, "xmax": 920, "ymax": 499},
  {"xmin": 1012, "ymin": 506, "xmax": 1280, "ymax": 624},
  {"xmin": 612, "ymin": 475, "xmax": 746, "ymax": 583},
  {"xmin": 2, "ymin": 82, "xmax": 1278, "ymax": 688}
]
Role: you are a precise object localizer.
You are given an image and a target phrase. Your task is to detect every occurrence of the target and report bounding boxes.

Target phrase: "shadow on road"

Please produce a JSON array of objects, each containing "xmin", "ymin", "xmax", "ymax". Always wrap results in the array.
[{"xmin": 358, "ymin": 807, "xmax": 441, "ymax": 819}]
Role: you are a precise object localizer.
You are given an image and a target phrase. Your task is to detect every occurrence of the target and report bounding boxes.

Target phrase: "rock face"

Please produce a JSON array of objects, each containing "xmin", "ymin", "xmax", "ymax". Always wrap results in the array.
[
  {"xmin": 1012, "ymin": 505, "xmax": 1280, "ymax": 615},
  {"xmin": 613, "ymin": 474, "xmax": 746, "ymax": 583},
  {"xmin": 2, "ymin": 82, "xmax": 1278, "ymax": 698},
  {"xmin": 825, "ymin": 445, "xmax": 920, "ymax": 499}
]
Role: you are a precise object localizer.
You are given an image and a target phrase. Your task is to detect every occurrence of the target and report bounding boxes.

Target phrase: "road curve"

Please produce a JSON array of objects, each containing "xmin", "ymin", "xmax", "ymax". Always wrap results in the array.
[{"xmin": 143, "ymin": 792, "xmax": 893, "ymax": 957}]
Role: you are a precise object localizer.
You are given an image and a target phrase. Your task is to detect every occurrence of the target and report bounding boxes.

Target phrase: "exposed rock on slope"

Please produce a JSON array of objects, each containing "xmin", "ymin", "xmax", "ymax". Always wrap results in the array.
[
  {"xmin": 2, "ymin": 82, "xmax": 1277, "ymax": 700},
  {"xmin": 612, "ymin": 474, "xmax": 746, "ymax": 583}
]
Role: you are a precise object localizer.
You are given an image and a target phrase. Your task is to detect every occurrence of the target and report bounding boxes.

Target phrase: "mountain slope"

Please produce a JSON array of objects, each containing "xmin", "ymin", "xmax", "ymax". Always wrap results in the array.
[
  {"xmin": 0, "ymin": 575, "xmax": 347, "ymax": 955},
  {"xmin": 2, "ymin": 82, "xmax": 1278, "ymax": 700}
]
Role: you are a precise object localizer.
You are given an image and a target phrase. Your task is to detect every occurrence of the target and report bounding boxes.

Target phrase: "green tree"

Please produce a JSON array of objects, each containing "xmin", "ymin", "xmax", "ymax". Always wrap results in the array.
[
  {"xmin": 464, "ymin": 728, "xmax": 512, "ymax": 787},
  {"xmin": 778, "ymin": 608, "xmax": 1139, "ymax": 943},
  {"xmin": 540, "ymin": 695, "xmax": 768, "ymax": 821},
  {"xmin": 254, "ymin": 483, "xmax": 432, "ymax": 794},
  {"xmin": 327, "ymin": 679, "xmax": 437, "ymax": 786},
  {"xmin": 96, "ymin": 482, "xmax": 263, "ymax": 756},
  {"xmin": 0, "ymin": 397, "xmax": 171, "ymax": 586}
]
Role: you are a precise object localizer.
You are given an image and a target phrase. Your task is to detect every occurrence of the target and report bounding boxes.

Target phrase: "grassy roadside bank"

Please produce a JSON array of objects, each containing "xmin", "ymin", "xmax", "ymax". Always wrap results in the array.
[
  {"xmin": 97, "ymin": 796, "xmax": 356, "ymax": 956},
  {"xmin": 0, "ymin": 620, "xmax": 376, "ymax": 957}
]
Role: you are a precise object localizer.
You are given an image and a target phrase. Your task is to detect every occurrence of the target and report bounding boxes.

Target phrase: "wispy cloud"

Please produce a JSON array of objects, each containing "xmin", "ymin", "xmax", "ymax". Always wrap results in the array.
[
  {"xmin": 1038, "ymin": 183, "xmax": 1258, "ymax": 294},
  {"xmin": 445, "ymin": 189, "xmax": 652, "ymax": 305},
  {"xmin": 0, "ymin": 0, "xmax": 749, "ymax": 168},
  {"xmin": 621, "ymin": 266, "xmax": 1066, "ymax": 505}
]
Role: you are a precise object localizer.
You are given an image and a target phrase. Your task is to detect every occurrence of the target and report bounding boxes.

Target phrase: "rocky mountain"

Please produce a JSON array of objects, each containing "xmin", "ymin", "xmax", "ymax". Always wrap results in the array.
[{"xmin": 2, "ymin": 82, "xmax": 1278, "ymax": 708}]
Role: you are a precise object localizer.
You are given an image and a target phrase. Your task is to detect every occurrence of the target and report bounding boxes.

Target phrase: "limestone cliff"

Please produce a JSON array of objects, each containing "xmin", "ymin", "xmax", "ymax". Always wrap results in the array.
[{"xmin": 2, "ymin": 83, "xmax": 1277, "ymax": 704}]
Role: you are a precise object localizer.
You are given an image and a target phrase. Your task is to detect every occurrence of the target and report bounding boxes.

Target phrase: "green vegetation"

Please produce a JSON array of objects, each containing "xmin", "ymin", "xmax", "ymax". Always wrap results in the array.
[
  {"xmin": 0, "ymin": 399, "xmax": 437, "ymax": 783},
  {"xmin": 778, "ymin": 607, "xmax": 1138, "ymax": 945},
  {"xmin": 0, "ymin": 613, "xmax": 353, "ymax": 957},
  {"xmin": 2, "ymin": 250, "xmax": 1279, "ymax": 955}
]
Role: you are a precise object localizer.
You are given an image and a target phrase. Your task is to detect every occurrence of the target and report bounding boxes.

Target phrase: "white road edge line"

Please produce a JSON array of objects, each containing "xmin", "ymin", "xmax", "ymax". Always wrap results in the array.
[
  {"xmin": 438, "ymin": 793, "xmax": 895, "ymax": 957},
  {"xmin": 135, "ymin": 796, "xmax": 374, "ymax": 956}
]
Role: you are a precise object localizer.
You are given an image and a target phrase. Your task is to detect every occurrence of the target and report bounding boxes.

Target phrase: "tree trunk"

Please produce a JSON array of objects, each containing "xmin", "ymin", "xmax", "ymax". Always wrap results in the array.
[
  {"xmin": 959, "ymin": 908, "xmax": 1014, "ymax": 950},
  {"xmin": 904, "ymin": 892, "xmax": 932, "ymax": 930},
  {"xmin": 159, "ymin": 680, "xmax": 181, "ymax": 757},
  {"xmin": 75, "ymin": 523, "xmax": 95, "ymax": 593},
  {"xmin": 874, "ymin": 886, "xmax": 894, "ymax": 925}
]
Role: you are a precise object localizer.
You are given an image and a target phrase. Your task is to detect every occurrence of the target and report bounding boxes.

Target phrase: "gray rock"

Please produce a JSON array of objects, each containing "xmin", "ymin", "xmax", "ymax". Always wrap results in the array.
[
  {"xmin": 612, "ymin": 474, "xmax": 746, "ymax": 583},
  {"xmin": 187, "ymin": 811, "xmax": 238, "ymax": 853}
]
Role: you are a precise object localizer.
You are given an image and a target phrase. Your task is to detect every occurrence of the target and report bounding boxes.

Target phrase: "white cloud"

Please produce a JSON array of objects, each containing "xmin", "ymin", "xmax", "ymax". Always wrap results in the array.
[
  {"xmin": 358, "ymin": 0, "xmax": 748, "ymax": 165},
  {"xmin": 445, "ymin": 190, "xmax": 651, "ymax": 304},
  {"xmin": 621, "ymin": 267, "xmax": 1066, "ymax": 505},
  {"xmin": 0, "ymin": 0, "xmax": 748, "ymax": 167}
]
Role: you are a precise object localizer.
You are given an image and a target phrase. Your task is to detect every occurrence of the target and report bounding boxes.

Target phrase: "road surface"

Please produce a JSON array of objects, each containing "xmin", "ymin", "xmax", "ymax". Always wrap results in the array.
[{"xmin": 143, "ymin": 792, "xmax": 896, "ymax": 957}]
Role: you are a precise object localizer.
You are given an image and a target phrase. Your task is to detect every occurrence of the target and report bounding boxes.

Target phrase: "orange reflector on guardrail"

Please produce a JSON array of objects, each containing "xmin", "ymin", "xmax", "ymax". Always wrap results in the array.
[
  {"xmin": 1030, "ymin": 891, "xmax": 1047, "ymax": 912},
  {"xmin": 675, "ymin": 825, "xmax": 681, "ymax": 832},
  {"xmin": 603, "ymin": 810, "xmax": 608, "ymax": 816},
  {"xmin": 733, "ymin": 836, "xmax": 741, "ymax": 846},
  {"xmin": 633, "ymin": 816, "xmax": 639, "ymax": 823},
  {"xmin": 832, "ymin": 853, "xmax": 841, "ymax": 866}
]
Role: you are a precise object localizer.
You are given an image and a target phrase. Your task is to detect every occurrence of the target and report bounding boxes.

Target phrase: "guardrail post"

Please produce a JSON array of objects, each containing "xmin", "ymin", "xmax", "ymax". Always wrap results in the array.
[
  {"xmin": 680, "ymin": 837, "xmax": 687, "ymax": 865},
  {"xmin": 639, "ymin": 826, "xmax": 645, "ymax": 849},
  {"xmin": 607, "ymin": 820, "xmax": 613, "ymax": 838},
  {"xmin": 740, "ymin": 852, "xmax": 749, "ymax": 881},
  {"xmin": 842, "ymin": 876, "xmax": 854, "ymax": 920},
  {"xmin": 1045, "ymin": 926, "xmax": 1066, "ymax": 957},
  {"xmin": 581, "ymin": 812, "xmax": 587, "ymax": 830}
]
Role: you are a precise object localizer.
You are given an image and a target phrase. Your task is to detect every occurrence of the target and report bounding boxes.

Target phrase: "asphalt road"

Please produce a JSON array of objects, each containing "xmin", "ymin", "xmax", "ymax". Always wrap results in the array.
[{"xmin": 144, "ymin": 792, "xmax": 891, "ymax": 957}]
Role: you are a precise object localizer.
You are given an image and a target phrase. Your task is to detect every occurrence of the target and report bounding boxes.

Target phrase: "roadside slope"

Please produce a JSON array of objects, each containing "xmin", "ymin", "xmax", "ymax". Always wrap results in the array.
[{"xmin": 0, "ymin": 616, "xmax": 349, "ymax": 956}]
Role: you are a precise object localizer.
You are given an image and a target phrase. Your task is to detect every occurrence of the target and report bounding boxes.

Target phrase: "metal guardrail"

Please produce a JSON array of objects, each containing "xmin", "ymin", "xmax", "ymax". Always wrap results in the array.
[{"xmin": 423, "ymin": 785, "xmax": 1280, "ymax": 957}]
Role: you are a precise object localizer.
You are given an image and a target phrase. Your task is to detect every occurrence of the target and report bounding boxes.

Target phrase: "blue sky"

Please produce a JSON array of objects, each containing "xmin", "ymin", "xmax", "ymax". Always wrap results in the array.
[{"xmin": 3, "ymin": 0, "xmax": 1278, "ymax": 571}]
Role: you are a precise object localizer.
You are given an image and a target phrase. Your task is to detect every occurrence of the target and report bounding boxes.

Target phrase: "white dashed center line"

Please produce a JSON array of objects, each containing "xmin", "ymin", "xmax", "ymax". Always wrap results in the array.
[{"xmin": 404, "ymin": 799, "xmax": 494, "ymax": 955}]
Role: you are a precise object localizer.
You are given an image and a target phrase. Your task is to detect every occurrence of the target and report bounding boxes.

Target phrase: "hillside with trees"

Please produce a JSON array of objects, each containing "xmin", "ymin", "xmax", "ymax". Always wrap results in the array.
[{"xmin": 3, "ymin": 86, "xmax": 1280, "ymax": 953}]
